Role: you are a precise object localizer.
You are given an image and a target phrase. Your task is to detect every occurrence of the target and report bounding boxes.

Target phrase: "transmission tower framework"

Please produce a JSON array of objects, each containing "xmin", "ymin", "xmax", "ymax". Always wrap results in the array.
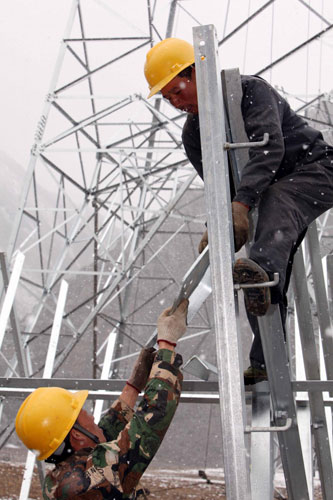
[{"xmin": 1, "ymin": 1, "xmax": 333, "ymax": 498}]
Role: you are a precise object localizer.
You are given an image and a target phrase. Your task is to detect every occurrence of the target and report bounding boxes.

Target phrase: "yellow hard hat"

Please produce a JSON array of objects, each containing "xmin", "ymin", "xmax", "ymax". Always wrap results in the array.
[
  {"xmin": 15, "ymin": 387, "xmax": 88, "ymax": 460},
  {"xmin": 144, "ymin": 38, "xmax": 195, "ymax": 98}
]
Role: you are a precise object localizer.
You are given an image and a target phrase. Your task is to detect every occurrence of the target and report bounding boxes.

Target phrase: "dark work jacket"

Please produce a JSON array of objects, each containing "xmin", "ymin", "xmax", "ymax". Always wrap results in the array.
[{"xmin": 182, "ymin": 74, "xmax": 333, "ymax": 208}]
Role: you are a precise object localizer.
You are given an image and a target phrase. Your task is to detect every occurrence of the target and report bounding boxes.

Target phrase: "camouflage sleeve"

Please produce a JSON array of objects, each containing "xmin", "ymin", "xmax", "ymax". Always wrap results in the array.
[
  {"xmin": 43, "ymin": 349, "xmax": 182, "ymax": 499},
  {"xmin": 106, "ymin": 348, "xmax": 183, "ymax": 495},
  {"xmin": 98, "ymin": 398, "xmax": 135, "ymax": 442}
]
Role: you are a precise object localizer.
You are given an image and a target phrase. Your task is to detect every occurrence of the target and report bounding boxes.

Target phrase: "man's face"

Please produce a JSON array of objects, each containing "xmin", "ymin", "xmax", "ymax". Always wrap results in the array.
[{"xmin": 161, "ymin": 67, "xmax": 198, "ymax": 114}]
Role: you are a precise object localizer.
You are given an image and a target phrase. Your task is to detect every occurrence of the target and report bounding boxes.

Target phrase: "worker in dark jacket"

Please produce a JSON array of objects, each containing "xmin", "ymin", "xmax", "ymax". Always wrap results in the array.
[
  {"xmin": 144, "ymin": 38, "xmax": 333, "ymax": 384},
  {"xmin": 15, "ymin": 299, "xmax": 188, "ymax": 499}
]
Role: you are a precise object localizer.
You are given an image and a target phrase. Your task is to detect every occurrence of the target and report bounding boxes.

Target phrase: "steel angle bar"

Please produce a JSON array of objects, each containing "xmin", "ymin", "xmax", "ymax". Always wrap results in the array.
[
  {"xmin": 64, "ymin": 37, "xmax": 150, "ymax": 42},
  {"xmin": 306, "ymin": 222, "xmax": 333, "ymax": 386},
  {"xmin": 296, "ymin": 0, "xmax": 332, "ymax": 26},
  {"xmin": 170, "ymin": 246, "xmax": 209, "ymax": 313},
  {"xmin": 93, "ymin": 327, "xmax": 118, "ymax": 422},
  {"xmin": 0, "ymin": 377, "xmax": 219, "ymax": 393},
  {"xmin": 221, "ymin": 67, "xmax": 275, "ymax": 498},
  {"xmin": 51, "ymin": 173, "xmax": 196, "ymax": 370},
  {"xmin": 105, "ymin": 111, "xmax": 186, "ymax": 149},
  {"xmin": 7, "ymin": 0, "xmax": 80, "ymax": 261},
  {"xmin": 19, "ymin": 278, "xmax": 70, "ymax": 499},
  {"xmin": 218, "ymin": 0, "xmax": 276, "ymax": 46},
  {"xmin": 220, "ymin": 69, "xmax": 259, "ymax": 246},
  {"xmin": 44, "ymin": 280, "xmax": 68, "ymax": 377},
  {"xmin": 55, "ymin": 40, "xmax": 151, "ymax": 94},
  {"xmin": 327, "ymin": 255, "xmax": 333, "ymax": 333},
  {"xmin": 258, "ymin": 306, "xmax": 310, "ymax": 500},
  {"xmin": 256, "ymin": 24, "xmax": 333, "ymax": 76},
  {"xmin": 19, "ymin": 452, "xmax": 37, "ymax": 500},
  {"xmin": 43, "ymin": 99, "xmax": 133, "ymax": 148},
  {"xmin": 193, "ymin": 25, "xmax": 251, "ymax": 500},
  {"xmin": 221, "ymin": 68, "xmax": 250, "ymax": 176},
  {"xmin": 293, "ymin": 381, "xmax": 333, "ymax": 392},
  {"xmin": 0, "ymin": 253, "xmax": 28, "ymax": 376},
  {"xmin": 0, "ymin": 251, "xmax": 25, "ymax": 351},
  {"xmin": 295, "ymin": 308, "xmax": 314, "ymax": 499},
  {"xmin": 249, "ymin": 384, "xmax": 274, "ymax": 500},
  {"xmin": 93, "ymin": 175, "xmax": 150, "ymax": 415},
  {"xmin": 145, "ymin": 247, "xmax": 211, "ymax": 347},
  {"xmin": 292, "ymin": 247, "xmax": 333, "ymax": 498}
]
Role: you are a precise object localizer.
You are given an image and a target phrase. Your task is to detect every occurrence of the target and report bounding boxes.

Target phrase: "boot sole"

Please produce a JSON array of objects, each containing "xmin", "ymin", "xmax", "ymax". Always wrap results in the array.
[
  {"xmin": 233, "ymin": 258, "xmax": 271, "ymax": 316},
  {"xmin": 244, "ymin": 373, "xmax": 268, "ymax": 385}
]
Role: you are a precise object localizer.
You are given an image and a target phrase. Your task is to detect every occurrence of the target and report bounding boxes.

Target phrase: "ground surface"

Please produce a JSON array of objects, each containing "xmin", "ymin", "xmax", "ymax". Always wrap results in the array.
[{"xmin": 0, "ymin": 462, "xmax": 323, "ymax": 499}]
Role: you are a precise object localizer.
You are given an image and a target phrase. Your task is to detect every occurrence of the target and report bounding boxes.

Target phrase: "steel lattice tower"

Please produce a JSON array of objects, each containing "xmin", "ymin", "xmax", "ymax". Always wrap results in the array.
[{"xmin": 1, "ymin": 1, "xmax": 333, "ymax": 498}]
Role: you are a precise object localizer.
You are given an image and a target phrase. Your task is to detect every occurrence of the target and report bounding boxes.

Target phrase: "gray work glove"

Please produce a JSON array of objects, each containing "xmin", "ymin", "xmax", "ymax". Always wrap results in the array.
[
  {"xmin": 157, "ymin": 298, "xmax": 189, "ymax": 346},
  {"xmin": 198, "ymin": 229, "xmax": 208, "ymax": 254},
  {"xmin": 232, "ymin": 201, "xmax": 249, "ymax": 252},
  {"xmin": 127, "ymin": 347, "xmax": 156, "ymax": 392}
]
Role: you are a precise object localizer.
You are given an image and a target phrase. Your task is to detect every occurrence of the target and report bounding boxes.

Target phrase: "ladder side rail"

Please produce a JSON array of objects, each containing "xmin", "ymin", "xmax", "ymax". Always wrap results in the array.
[
  {"xmin": 193, "ymin": 25, "xmax": 251, "ymax": 500},
  {"xmin": 258, "ymin": 307, "xmax": 310, "ymax": 499},
  {"xmin": 292, "ymin": 246, "xmax": 333, "ymax": 499},
  {"xmin": 221, "ymin": 68, "xmax": 274, "ymax": 500},
  {"xmin": 223, "ymin": 67, "xmax": 311, "ymax": 500}
]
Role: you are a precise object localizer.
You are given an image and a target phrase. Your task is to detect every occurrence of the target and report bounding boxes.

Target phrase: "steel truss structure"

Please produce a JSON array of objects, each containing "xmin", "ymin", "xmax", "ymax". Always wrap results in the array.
[{"xmin": 1, "ymin": 1, "xmax": 333, "ymax": 499}]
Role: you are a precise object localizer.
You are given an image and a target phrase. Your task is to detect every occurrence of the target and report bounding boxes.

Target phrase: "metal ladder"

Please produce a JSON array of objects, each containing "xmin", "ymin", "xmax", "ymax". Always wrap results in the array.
[{"xmin": 162, "ymin": 24, "xmax": 333, "ymax": 500}]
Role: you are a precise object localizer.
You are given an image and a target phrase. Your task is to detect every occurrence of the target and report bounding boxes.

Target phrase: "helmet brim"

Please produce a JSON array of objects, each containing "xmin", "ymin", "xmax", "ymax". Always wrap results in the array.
[{"xmin": 147, "ymin": 60, "xmax": 195, "ymax": 99}]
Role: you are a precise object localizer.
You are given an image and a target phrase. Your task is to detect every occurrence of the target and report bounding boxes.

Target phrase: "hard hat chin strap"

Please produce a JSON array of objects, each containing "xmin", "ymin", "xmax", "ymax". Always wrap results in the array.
[
  {"xmin": 44, "ymin": 421, "xmax": 100, "ymax": 464},
  {"xmin": 72, "ymin": 422, "xmax": 100, "ymax": 444}
]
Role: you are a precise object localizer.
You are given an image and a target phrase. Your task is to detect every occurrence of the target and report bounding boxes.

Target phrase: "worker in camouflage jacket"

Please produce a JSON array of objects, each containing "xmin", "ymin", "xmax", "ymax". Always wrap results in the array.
[
  {"xmin": 15, "ymin": 299, "xmax": 188, "ymax": 499},
  {"xmin": 144, "ymin": 38, "xmax": 333, "ymax": 385}
]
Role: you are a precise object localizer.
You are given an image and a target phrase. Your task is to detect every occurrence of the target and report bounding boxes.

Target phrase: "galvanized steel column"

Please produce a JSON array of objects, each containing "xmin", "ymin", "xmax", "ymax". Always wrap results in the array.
[{"xmin": 193, "ymin": 25, "xmax": 251, "ymax": 500}]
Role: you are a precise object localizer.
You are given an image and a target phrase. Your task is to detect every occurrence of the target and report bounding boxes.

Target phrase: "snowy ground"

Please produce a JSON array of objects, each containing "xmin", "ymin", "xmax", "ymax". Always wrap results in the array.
[{"xmin": 0, "ymin": 461, "xmax": 323, "ymax": 499}]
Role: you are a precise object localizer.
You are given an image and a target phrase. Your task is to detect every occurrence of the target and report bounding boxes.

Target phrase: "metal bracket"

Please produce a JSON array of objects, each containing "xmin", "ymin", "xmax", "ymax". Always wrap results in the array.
[
  {"xmin": 183, "ymin": 355, "xmax": 218, "ymax": 381},
  {"xmin": 224, "ymin": 132, "xmax": 269, "ymax": 150},
  {"xmin": 234, "ymin": 272, "xmax": 279, "ymax": 290},
  {"xmin": 245, "ymin": 417, "xmax": 293, "ymax": 433}
]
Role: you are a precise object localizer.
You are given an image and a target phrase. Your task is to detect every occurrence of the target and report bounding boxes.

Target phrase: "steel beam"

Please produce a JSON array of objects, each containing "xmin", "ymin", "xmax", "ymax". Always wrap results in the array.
[{"xmin": 193, "ymin": 25, "xmax": 251, "ymax": 500}]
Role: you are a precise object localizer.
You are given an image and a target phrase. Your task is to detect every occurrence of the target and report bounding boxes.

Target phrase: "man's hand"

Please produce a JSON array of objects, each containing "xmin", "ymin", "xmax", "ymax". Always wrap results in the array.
[
  {"xmin": 198, "ymin": 229, "xmax": 208, "ymax": 254},
  {"xmin": 232, "ymin": 201, "xmax": 249, "ymax": 252},
  {"xmin": 157, "ymin": 298, "xmax": 189, "ymax": 346},
  {"xmin": 127, "ymin": 347, "xmax": 156, "ymax": 393}
]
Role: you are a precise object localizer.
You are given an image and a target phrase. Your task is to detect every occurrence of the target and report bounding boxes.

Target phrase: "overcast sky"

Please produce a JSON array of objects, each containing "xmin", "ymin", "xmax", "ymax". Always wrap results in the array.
[{"xmin": 2, "ymin": 0, "xmax": 333, "ymax": 169}]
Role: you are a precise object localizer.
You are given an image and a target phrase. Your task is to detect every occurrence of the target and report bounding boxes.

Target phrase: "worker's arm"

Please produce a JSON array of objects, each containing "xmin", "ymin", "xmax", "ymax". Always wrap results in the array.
[
  {"xmin": 97, "ymin": 346, "xmax": 156, "ymax": 442},
  {"xmin": 182, "ymin": 77, "xmax": 286, "ymax": 210},
  {"xmin": 43, "ymin": 300, "xmax": 187, "ymax": 499},
  {"xmin": 94, "ymin": 347, "xmax": 183, "ymax": 495}
]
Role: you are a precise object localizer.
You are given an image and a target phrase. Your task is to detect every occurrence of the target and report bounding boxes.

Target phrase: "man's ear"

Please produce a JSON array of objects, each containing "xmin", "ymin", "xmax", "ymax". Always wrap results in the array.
[{"xmin": 70, "ymin": 427, "xmax": 82, "ymax": 441}]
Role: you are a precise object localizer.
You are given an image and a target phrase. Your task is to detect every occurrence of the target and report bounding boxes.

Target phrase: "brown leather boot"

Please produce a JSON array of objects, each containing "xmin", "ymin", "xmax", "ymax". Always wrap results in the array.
[
  {"xmin": 233, "ymin": 258, "xmax": 271, "ymax": 316},
  {"xmin": 244, "ymin": 365, "xmax": 268, "ymax": 385}
]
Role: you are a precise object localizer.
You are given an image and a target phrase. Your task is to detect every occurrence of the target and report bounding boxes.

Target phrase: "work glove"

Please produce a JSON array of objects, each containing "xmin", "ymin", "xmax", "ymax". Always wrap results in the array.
[
  {"xmin": 127, "ymin": 346, "xmax": 156, "ymax": 393},
  {"xmin": 198, "ymin": 229, "xmax": 208, "ymax": 254},
  {"xmin": 157, "ymin": 298, "xmax": 189, "ymax": 346},
  {"xmin": 232, "ymin": 201, "xmax": 249, "ymax": 252}
]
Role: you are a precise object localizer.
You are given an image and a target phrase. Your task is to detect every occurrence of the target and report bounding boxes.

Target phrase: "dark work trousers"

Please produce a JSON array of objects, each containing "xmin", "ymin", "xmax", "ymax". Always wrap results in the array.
[{"xmin": 247, "ymin": 160, "xmax": 333, "ymax": 368}]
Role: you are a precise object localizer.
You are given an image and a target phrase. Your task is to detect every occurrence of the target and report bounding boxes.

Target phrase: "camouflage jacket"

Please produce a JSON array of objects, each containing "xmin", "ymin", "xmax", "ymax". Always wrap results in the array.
[{"xmin": 43, "ymin": 349, "xmax": 183, "ymax": 499}]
